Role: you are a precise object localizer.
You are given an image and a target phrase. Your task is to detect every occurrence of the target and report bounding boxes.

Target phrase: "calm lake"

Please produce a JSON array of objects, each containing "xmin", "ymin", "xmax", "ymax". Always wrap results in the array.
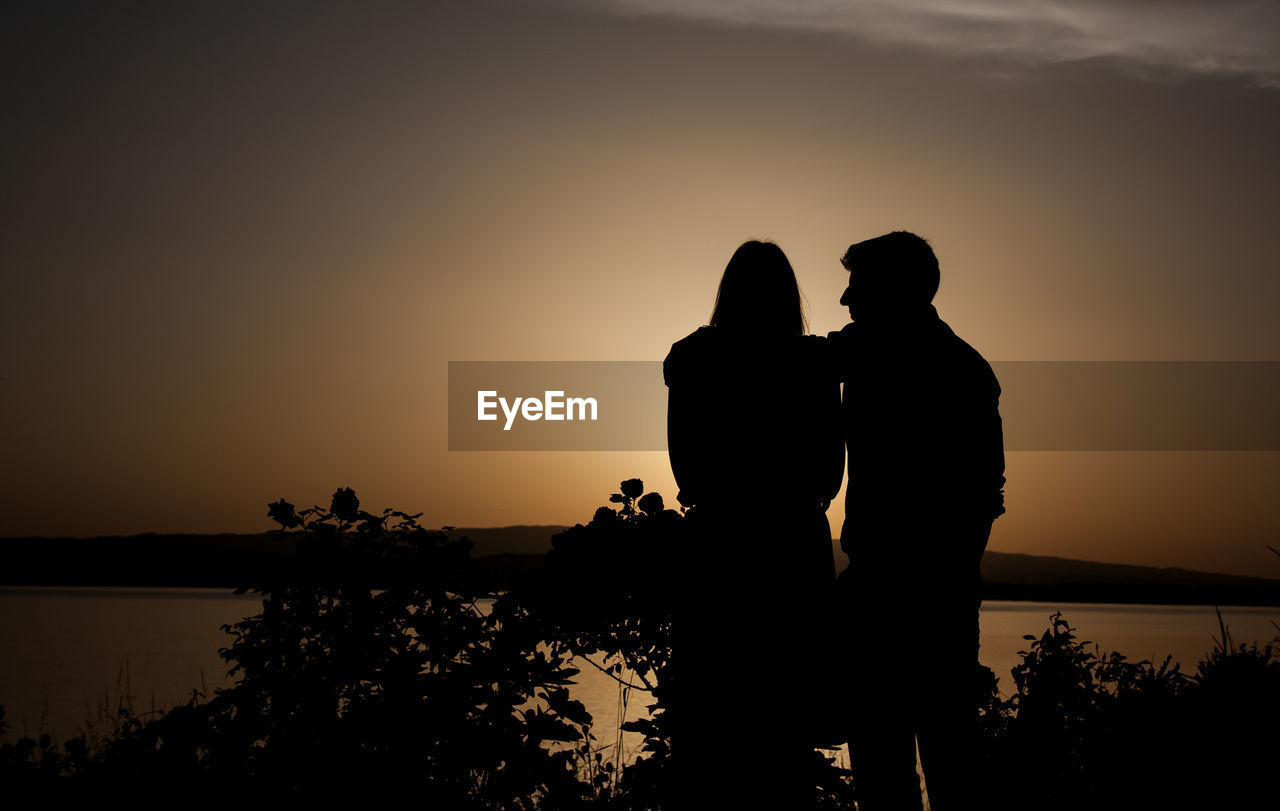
[{"xmin": 2, "ymin": 588, "xmax": 1276, "ymax": 764}]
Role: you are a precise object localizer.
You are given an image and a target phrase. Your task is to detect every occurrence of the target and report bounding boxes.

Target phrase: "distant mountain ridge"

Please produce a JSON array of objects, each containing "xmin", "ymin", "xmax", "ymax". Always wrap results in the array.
[
  {"xmin": 446, "ymin": 526, "xmax": 1280, "ymax": 605},
  {"xmin": 2, "ymin": 527, "xmax": 1278, "ymax": 606}
]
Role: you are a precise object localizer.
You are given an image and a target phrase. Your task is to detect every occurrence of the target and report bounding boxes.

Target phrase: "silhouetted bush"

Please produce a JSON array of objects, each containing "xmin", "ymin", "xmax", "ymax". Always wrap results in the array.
[
  {"xmin": 531, "ymin": 480, "xmax": 858, "ymax": 809},
  {"xmin": 984, "ymin": 610, "xmax": 1280, "ymax": 810},
  {"xmin": 3, "ymin": 489, "xmax": 602, "ymax": 805},
  {"xmin": 4, "ymin": 481, "xmax": 1279, "ymax": 809},
  {"xmin": 530, "ymin": 480, "xmax": 683, "ymax": 808}
]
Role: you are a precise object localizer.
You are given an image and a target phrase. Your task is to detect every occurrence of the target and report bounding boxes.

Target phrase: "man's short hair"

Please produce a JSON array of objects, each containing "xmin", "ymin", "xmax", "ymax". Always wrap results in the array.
[{"xmin": 841, "ymin": 231, "xmax": 940, "ymax": 305}]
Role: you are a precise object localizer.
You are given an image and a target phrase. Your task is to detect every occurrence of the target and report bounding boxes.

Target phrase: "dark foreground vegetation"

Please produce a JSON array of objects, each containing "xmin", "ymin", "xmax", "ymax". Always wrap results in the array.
[{"xmin": 4, "ymin": 482, "xmax": 1279, "ymax": 808}]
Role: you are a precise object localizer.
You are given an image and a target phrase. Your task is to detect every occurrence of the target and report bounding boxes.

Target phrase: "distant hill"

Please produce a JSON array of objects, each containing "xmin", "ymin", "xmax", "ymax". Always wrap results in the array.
[
  {"xmin": 2, "ymin": 527, "xmax": 1278, "ymax": 606},
  {"xmin": 446, "ymin": 526, "xmax": 1280, "ymax": 606},
  {"xmin": 445, "ymin": 525, "xmax": 570, "ymax": 557},
  {"xmin": 978, "ymin": 552, "xmax": 1280, "ymax": 605}
]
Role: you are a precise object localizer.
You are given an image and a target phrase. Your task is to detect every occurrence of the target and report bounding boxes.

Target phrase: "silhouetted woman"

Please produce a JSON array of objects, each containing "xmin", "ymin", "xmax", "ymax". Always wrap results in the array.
[{"xmin": 662, "ymin": 240, "xmax": 844, "ymax": 809}]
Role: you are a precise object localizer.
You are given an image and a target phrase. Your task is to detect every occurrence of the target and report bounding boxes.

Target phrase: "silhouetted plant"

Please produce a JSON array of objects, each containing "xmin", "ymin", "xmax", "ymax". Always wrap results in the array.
[
  {"xmin": 532, "ymin": 479, "xmax": 858, "ymax": 808},
  {"xmin": 1177, "ymin": 609, "xmax": 1280, "ymax": 809},
  {"xmin": 0, "ymin": 707, "xmax": 76, "ymax": 784},
  {"xmin": 77, "ymin": 488, "xmax": 600, "ymax": 805},
  {"xmin": 530, "ymin": 480, "xmax": 682, "ymax": 806},
  {"xmin": 990, "ymin": 607, "xmax": 1280, "ymax": 810},
  {"xmin": 9, "ymin": 485, "xmax": 1280, "ymax": 809},
  {"xmin": 0, "ymin": 670, "xmax": 152, "ymax": 797}
]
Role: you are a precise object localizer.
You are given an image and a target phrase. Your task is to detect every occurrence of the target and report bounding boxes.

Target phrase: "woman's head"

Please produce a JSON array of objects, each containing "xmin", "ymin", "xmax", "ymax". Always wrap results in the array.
[{"xmin": 709, "ymin": 240, "xmax": 806, "ymax": 336}]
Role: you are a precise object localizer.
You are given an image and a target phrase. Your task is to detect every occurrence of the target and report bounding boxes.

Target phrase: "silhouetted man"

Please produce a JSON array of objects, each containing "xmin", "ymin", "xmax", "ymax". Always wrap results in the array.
[{"xmin": 831, "ymin": 232, "xmax": 1005, "ymax": 811}]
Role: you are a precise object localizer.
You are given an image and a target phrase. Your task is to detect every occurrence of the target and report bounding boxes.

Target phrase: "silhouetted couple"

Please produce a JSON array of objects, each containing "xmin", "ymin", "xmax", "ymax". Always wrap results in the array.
[{"xmin": 663, "ymin": 234, "xmax": 1005, "ymax": 810}]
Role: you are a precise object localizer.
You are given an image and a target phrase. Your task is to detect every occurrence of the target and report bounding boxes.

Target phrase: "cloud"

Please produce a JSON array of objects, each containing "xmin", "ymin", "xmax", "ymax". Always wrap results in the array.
[{"xmin": 581, "ymin": 0, "xmax": 1280, "ymax": 88}]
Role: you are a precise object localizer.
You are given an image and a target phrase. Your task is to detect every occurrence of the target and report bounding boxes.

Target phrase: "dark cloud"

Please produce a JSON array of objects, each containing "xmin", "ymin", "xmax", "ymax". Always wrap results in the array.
[{"xmin": 584, "ymin": 0, "xmax": 1280, "ymax": 87}]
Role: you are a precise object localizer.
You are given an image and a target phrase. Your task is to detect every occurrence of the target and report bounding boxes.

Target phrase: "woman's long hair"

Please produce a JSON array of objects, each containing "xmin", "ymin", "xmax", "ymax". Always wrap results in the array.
[{"xmin": 709, "ymin": 240, "xmax": 806, "ymax": 336}]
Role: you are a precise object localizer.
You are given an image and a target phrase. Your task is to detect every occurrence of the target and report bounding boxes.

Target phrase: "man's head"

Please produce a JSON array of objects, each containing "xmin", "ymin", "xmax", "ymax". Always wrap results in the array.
[{"xmin": 839, "ymin": 231, "xmax": 939, "ymax": 323}]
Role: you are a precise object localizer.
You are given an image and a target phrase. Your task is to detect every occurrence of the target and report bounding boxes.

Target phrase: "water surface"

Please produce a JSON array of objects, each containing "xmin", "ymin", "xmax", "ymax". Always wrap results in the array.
[{"xmin": 1, "ymin": 588, "xmax": 1275, "ymax": 763}]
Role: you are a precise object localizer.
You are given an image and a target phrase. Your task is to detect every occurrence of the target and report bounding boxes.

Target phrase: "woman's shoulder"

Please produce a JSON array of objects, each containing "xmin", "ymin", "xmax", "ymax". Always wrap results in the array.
[
  {"xmin": 663, "ymin": 327, "xmax": 716, "ymax": 386},
  {"xmin": 665, "ymin": 327, "xmax": 847, "ymax": 385},
  {"xmin": 667, "ymin": 326, "xmax": 714, "ymax": 354}
]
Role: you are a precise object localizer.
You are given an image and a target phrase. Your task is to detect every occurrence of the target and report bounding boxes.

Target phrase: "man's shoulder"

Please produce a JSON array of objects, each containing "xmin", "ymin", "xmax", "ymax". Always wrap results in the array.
[{"xmin": 935, "ymin": 320, "xmax": 1000, "ymax": 394}]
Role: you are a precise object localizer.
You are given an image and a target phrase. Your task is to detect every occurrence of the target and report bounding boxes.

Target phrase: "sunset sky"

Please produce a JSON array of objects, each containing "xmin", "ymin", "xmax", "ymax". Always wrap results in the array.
[{"xmin": 4, "ymin": 1, "xmax": 1278, "ymax": 576}]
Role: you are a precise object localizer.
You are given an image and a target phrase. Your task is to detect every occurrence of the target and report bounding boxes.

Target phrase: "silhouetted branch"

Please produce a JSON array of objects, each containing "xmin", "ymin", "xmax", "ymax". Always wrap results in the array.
[{"xmin": 575, "ymin": 654, "xmax": 654, "ymax": 692}]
